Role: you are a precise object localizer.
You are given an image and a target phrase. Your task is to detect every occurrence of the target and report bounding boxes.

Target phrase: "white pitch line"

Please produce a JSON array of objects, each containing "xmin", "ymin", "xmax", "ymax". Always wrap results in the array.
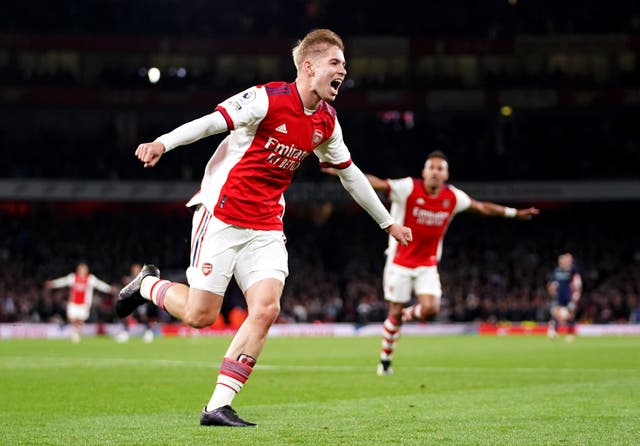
[{"xmin": 0, "ymin": 356, "xmax": 637, "ymax": 374}]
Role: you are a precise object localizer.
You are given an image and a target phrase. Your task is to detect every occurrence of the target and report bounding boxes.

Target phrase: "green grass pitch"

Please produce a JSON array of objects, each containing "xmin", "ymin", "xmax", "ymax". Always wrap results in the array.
[{"xmin": 2, "ymin": 334, "xmax": 639, "ymax": 445}]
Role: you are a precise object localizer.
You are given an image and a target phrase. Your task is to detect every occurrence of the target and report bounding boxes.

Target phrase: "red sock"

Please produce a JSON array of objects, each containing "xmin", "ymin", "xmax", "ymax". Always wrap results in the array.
[{"xmin": 380, "ymin": 315, "xmax": 401, "ymax": 361}]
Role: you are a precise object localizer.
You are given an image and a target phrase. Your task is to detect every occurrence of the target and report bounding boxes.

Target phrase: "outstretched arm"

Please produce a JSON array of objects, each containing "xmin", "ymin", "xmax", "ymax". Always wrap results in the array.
[
  {"xmin": 135, "ymin": 111, "xmax": 229, "ymax": 168},
  {"xmin": 333, "ymin": 164, "xmax": 412, "ymax": 246},
  {"xmin": 322, "ymin": 167, "xmax": 390, "ymax": 192},
  {"xmin": 45, "ymin": 274, "xmax": 73, "ymax": 290},
  {"xmin": 92, "ymin": 276, "xmax": 116, "ymax": 295},
  {"xmin": 468, "ymin": 199, "xmax": 540, "ymax": 220},
  {"xmin": 365, "ymin": 174, "xmax": 390, "ymax": 192}
]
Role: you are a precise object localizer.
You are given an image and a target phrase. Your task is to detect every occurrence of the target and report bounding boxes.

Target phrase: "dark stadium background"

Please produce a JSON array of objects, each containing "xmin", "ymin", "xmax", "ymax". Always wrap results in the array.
[{"xmin": 1, "ymin": 0, "xmax": 639, "ymax": 327}]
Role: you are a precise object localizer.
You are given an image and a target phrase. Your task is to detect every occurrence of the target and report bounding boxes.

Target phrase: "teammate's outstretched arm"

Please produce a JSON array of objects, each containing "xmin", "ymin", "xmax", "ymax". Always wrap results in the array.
[
  {"xmin": 322, "ymin": 167, "xmax": 390, "ymax": 192},
  {"xmin": 468, "ymin": 199, "xmax": 540, "ymax": 220}
]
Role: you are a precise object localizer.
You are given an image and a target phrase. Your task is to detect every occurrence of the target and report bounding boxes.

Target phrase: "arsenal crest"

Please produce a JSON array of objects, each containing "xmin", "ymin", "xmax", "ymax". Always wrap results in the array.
[
  {"xmin": 202, "ymin": 262, "xmax": 212, "ymax": 276},
  {"xmin": 312, "ymin": 129, "xmax": 323, "ymax": 147}
]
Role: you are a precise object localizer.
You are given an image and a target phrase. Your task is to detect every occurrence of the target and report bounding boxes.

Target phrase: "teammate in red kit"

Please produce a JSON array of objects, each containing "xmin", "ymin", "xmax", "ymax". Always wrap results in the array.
[
  {"xmin": 45, "ymin": 262, "xmax": 114, "ymax": 343},
  {"xmin": 115, "ymin": 29, "xmax": 412, "ymax": 426},
  {"xmin": 327, "ymin": 150, "xmax": 539, "ymax": 375}
]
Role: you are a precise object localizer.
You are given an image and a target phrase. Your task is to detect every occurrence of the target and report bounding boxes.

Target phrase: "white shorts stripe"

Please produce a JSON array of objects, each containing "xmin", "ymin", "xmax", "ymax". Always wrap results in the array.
[{"xmin": 191, "ymin": 207, "xmax": 212, "ymax": 267}]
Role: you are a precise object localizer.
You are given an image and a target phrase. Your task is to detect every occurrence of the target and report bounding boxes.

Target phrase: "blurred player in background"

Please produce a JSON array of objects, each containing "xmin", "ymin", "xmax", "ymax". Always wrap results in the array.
[
  {"xmin": 45, "ymin": 262, "xmax": 114, "ymax": 343},
  {"xmin": 547, "ymin": 252, "xmax": 582, "ymax": 342},
  {"xmin": 327, "ymin": 150, "xmax": 539, "ymax": 375},
  {"xmin": 115, "ymin": 263, "xmax": 156, "ymax": 343},
  {"xmin": 115, "ymin": 28, "xmax": 412, "ymax": 426}
]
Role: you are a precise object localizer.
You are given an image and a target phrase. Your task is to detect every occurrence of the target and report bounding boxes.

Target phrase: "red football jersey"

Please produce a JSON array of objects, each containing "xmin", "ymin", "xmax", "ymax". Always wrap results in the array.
[
  {"xmin": 186, "ymin": 81, "xmax": 352, "ymax": 231},
  {"xmin": 386, "ymin": 178, "xmax": 471, "ymax": 268},
  {"xmin": 70, "ymin": 274, "xmax": 89, "ymax": 304},
  {"xmin": 48, "ymin": 273, "xmax": 112, "ymax": 306}
]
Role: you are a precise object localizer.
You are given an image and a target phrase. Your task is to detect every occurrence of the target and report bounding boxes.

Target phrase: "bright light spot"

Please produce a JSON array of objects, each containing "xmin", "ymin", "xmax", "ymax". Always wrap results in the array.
[
  {"xmin": 500, "ymin": 105, "xmax": 513, "ymax": 117},
  {"xmin": 147, "ymin": 67, "xmax": 161, "ymax": 84},
  {"xmin": 177, "ymin": 67, "xmax": 187, "ymax": 78}
]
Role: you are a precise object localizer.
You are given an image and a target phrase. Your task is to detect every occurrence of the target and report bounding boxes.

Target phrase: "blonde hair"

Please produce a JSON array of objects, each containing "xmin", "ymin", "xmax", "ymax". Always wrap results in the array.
[{"xmin": 292, "ymin": 29, "xmax": 344, "ymax": 72}]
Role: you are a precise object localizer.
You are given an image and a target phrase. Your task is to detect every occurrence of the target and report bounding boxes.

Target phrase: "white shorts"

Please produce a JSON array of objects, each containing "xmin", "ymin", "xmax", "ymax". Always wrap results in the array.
[
  {"xmin": 67, "ymin": 303, "xmax": 90, "ymax": 321},
  {"xmin": 187, "ymin": 205, "xmax": 289, "ymax": 295},
  {"xmin": 382, "ymin": 261, "xmax": 442, "ymax": 304}
]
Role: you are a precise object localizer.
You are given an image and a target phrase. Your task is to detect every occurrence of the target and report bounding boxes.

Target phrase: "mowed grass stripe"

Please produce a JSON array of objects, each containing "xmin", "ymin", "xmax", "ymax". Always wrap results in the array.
[
  {"xmin": 3, "ymin": 355, "xmax": 639, "ymax": 374},
  {"xmin": 1, "ymin": 336, "xmax": 638, "ymax": 445}
]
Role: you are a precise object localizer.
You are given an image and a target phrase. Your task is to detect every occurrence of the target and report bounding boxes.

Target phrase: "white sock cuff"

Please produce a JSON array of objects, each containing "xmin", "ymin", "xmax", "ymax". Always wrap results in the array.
[
  {"xmin": 140, "ymin": 276, "xmax": 160, "ymax": 299},
  {"xmin": 217, "ymin": 374, "xmax": 243, "ymax": 393}
]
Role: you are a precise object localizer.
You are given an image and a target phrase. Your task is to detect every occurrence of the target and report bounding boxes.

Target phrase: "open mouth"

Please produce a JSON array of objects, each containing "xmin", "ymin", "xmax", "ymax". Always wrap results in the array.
[{"xmin": 330, "ymin": 79, "xmax": 342, "ymax": 91}]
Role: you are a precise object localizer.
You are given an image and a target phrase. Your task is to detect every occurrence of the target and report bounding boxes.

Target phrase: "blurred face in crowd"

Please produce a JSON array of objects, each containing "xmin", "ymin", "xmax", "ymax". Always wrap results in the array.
[
  {"xmin": 76, "ymin": 263, "xmax": 89, "ymax": 277},
  {"xmin": 130, "ymin": 263, "xmax": 142, "ymax": 277},
  {"xmin": 559, "ymin": 253, "xmax": 574, "ymax": 270},
  {"xmin": 422, "ymin": 156, "xmax": 449, "ymax": 193}
]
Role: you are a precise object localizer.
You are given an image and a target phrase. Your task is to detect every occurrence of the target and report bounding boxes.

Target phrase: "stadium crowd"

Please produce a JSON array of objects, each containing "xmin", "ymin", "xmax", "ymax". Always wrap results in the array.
[
  {"xmin": 2, "ymin": 0, "xmax": 639, "ymax": 330},
  {"xmin": 1, "ymin": 202, "xmax": 639, "ymax": 326}
]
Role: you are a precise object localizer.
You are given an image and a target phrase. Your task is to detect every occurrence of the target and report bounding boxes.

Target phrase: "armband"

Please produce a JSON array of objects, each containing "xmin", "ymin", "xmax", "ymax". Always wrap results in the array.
[{"xmin": 504, "ymin": 207, "xmax": 517, "ymax": 218}]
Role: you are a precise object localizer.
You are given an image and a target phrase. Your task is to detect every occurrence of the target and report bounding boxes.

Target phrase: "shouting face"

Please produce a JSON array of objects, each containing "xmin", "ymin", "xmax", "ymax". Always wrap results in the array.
[{"xmin": 307, "ymin": 44, "xmax": 346, "ymax": 103}]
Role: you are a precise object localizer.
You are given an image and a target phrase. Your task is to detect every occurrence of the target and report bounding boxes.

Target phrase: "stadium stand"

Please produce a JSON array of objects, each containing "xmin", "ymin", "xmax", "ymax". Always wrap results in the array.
[
  {"xmin": 1, "ymin": 201, "xmax": 639, "ymax": 325},
  {"xmin": 1, "ymin": 0, "xmax": 639, "ymax": 327}
]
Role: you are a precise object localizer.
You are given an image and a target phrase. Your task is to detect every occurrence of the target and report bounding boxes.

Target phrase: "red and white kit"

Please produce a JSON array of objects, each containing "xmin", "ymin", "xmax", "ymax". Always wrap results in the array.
[
  {"xmin": 383, "ymin": 178, "xmax": 471, "ymax": 303},
  {"xmin": 157, "ymin": 82, "xmax": 393, "ymax": 294},
  {"xmin": 48, "ymin": 273, "xmax": 113, "ymax": 320}
]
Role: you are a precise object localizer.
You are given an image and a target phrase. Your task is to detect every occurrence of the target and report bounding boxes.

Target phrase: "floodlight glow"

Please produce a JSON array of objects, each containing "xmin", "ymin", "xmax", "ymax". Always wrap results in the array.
[
  {"xmin": 500, "ymin": 105, "xmax": 513, "ymax": 117},
  {"xmin": 147, "ymin": 67, "xmax": 161, "ymax": 84}
]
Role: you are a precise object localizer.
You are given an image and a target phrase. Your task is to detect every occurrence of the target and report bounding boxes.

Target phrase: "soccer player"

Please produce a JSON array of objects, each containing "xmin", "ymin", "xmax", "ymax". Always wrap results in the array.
[
  {"xmin": 45, "ymin": 262, "xmax": 114, "ymax": 343},
  {"xmin": 546, "ymin": 252, "xmax": 582, "ymax": 342},
  {"xmin": 115, "ymin": 29, "xmax": 412, "ymax": 427},
  {"xmin": 326, "ymin": 150, "xmax": 539, "ymax": 375}
]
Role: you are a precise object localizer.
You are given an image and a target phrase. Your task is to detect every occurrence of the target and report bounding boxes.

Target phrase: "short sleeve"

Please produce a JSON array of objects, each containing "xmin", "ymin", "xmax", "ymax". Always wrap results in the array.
[
  {"xmin": 449, "ymin": 184, "xmax": 472, "ymax": 213},
  {"xmin": 215, "ymin": 86, "xmax": 269, "ymax": 131},
  {"xmin": 388, "ymin": 177, "xmax": 414, "ymax": 203}
]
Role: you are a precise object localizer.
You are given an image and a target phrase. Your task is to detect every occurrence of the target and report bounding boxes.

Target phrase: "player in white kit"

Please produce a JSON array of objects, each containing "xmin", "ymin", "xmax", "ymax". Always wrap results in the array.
[
  {"xmin": 116, "ymin": 29, "xmax": 412, "ymax": 426},
  {"xmin": 330, "ymin": 150, "xmax": 539, "ymax": 375},
  {"xmin": 45, "ymin": 262, "xmax": 114, "ymax": 343}
]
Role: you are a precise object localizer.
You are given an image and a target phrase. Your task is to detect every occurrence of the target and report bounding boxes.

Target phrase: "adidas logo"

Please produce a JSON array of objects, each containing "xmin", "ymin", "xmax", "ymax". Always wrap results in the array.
[{"xmin": 275, "ymin": 123, "xmax": 288, "ymax": 134}]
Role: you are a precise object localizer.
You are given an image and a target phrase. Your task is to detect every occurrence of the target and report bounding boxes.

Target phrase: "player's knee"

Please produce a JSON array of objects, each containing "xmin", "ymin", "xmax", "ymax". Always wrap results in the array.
[
  {"xmin": 388, "ymin": 303, "xmax": 403, "ymax": 319},
  {"xmin": 424, "ymin": 304, "xmax": 440, "ymax": 317},
  {"xmin": 184, "ymin": 309, "xmax": 219, "ymax": 328},
  {"xmin": 251, "ymin": 300, "xmax": 280, "ymax": 326}
]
